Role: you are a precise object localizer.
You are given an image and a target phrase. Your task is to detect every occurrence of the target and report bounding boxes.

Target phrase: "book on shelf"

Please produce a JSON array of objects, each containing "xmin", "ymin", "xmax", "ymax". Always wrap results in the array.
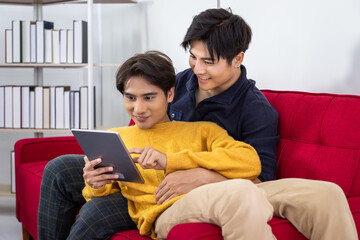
[
  {"xmin": 55, "ymin": 86, "xmax": 64, "ymax": 129},
  {"xmin": 64, "ymin": 90, "xmax": 70, "ymax": 129},
  {"xmin": 5, "ymin": 29, "xmax": 12, "ymax": 63},
  {"xmin": 79, "ymin": 86, "xmax": 88, "ymax": 129},
  {"xmin": 52, "ymin": 30, "xmax": 60, "ymax": 64},
  {"xmin": 79, "ymin": 86, "xmax": 96, "ymax": 129},
  {"xmin": 73, "ymin": 90, "xmax": 80, "ymax": 129},
  {"xmin": 35, "ymin": 86, "xmax": 43, "ymax": 129},
  {"xmin": 12, "ymin": 20, "xmax": 22, "ymax": 63},
  {"xmin": 22, "ymin": 21, "xmax": 35, "ymax": 63},
  {"xmin": 44, "ymin": 29, "xmax": 52, "ymax": 64},
  {"xmin": 11, "ymin": 151, "xmax": 15, "ymax": 193},
  {"xmin": 73, "ymin": 20, "xmax": 87, "ymax": 64},
  {"xmin": 21, "ymin": 86, "xmax": 33, "ymax": 128},
  {"xmin": 0, "ymin": 86, "xmax": 4, "ymax": 128},
  {"xmin": 36, "ymin": 21, "xmax": 54, "ymax": 63},
  {"xmin": 50, "ymin": 86, "xmax": 56, "ymax": 129},
  {"xmin": 43, "ymin": 87, "xmax": 50, "ymax": 129},
  {"xmin": 4, "ymin": 86, "xmax": 13, "ymax": 128},
  {"xmin": 29, "ymin": 90, "xmax": 35, "ymax": 128},
  {"xmin": 30, "ymin": 22, "xmax": 36, "ymax": 63},
  {"xmin": 60, "ymin": 29, "xmax": 67, "ymax": 64},
  {"xmin": 70, "ymin": 90, "xmax": 74, "ymax": 129},
  {"xmin": 67, "ymin": 30, "xmax": 74, "ymax": 64},
  {"xmin": 12, "ymin": 86, "xmax": 21, "ymax": 129},
  {"xmin": 55, "ymin": 86, "xmax": 71, "ymax": 129}
]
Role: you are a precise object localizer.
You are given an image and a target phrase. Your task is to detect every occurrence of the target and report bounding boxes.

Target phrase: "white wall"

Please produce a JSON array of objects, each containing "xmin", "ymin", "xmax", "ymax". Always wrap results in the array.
[
  {"xmin": 0, "ymin": 0, "xmax": 359, "ymax": 184},
  {"xmin": 222, "ymin": 0, "xmax": 360, "ymax": 93}
]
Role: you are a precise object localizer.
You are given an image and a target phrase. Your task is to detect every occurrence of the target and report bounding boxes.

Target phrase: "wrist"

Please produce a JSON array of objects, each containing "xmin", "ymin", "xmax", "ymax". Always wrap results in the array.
[{"xmin": 195, "ymin": 168, "xmax": 227, "ymax": 185}]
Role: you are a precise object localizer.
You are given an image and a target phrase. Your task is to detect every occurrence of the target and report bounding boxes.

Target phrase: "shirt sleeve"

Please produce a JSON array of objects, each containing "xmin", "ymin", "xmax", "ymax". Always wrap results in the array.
[{"xmin": 165, "ymin": 125, "xmax": 261, "ymax": 180}]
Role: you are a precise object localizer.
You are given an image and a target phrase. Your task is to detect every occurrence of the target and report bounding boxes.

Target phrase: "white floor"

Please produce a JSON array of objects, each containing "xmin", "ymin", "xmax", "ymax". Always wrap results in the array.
[{"xmin": 0, "ymin": 196, "xmax": 23, "ymax": 240}]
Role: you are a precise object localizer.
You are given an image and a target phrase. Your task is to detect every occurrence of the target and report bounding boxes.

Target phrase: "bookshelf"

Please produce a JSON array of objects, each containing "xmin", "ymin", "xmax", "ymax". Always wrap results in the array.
[{"xmin": 0, "ymin": 0, "xmax": 136, "ymax": 194}]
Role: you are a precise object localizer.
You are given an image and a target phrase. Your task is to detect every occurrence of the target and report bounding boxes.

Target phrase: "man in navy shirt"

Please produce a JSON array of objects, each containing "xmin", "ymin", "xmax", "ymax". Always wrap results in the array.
[{"xmin": 154, "ymin": 8, "xmax": 357, "ymax": 240}]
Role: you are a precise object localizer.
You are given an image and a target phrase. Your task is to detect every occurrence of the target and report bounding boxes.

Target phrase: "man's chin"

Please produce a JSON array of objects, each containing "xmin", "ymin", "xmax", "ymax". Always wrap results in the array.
[{"xmin": 133, "ymin": 121, "xmax": 153, "ymax": 130}]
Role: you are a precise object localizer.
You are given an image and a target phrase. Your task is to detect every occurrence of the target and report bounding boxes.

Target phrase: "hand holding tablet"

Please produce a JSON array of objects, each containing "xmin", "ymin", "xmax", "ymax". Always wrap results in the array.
[{"xmin": 72, "ymin": 129, "xmax": 144, "ymax": 183}]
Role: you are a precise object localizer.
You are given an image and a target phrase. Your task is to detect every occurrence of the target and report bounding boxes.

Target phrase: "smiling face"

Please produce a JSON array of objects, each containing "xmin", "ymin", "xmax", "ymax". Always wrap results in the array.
[
  {"xmin": 189, "ymin": 40, "xmax": 244, "ymax": 97},
  {"xmin": 123, "ymin": 76, "xmax": 174, "ymax": 129}
]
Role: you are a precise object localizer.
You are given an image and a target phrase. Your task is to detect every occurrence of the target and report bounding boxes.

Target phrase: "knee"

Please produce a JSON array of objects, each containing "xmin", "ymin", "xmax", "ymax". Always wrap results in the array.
[
  {"xmin": 76, "ymin": 199, "xmax": 102, "ymax": 227},
  {"xmin": 215, "ymin": 180, "xmax": 273, "ymax": 220},
  {"xmin": 292, "ymin": 181, "xmax": 347, "ymax": 216},
  {"xmin": 310, "ymin": 181, "xmax": 346, "ymax": 207},
  {"xmin": 44, "ymin": 155, "xmax": 84, "ymax": 178},
  {"xmin": 216, "ymin": 179, "xmax": 269, "ymax": 206}
]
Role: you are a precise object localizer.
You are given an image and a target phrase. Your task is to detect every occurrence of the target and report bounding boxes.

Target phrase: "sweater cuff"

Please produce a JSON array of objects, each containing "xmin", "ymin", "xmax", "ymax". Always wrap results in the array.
[{"xmin": 83, "ymin": 181, "xmax": 109, "ymax": 200}]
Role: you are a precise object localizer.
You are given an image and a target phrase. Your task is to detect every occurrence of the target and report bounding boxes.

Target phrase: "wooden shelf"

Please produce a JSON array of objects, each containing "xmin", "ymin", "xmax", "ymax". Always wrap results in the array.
[
  {"xmin": 0, "ymin": 63, "xmax": 87, "ymax": 68},
  {"xmin": 0, "ymin": 128, "xmax": 71, "ymax": 133},
  {"xmin": 0, "ymin": 0, "xmax": 136, "ymax": 4},
  {"xmin": 95, "ymin": 63, "xmax": 121, "ymax": 67},
  {"xmin": 0, "ymin": 185, "xmax": 15, "ymax": 197}
]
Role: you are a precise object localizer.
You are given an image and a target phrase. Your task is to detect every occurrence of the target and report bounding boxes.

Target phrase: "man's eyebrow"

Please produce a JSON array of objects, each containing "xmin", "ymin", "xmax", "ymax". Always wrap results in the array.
[
  {"xmin": 189, "ymin": 50, "xmax": 214, "ymax": 61},
  {"xmin": 124, "ymin": 91, "xmax": 158, "ymax": 96}
]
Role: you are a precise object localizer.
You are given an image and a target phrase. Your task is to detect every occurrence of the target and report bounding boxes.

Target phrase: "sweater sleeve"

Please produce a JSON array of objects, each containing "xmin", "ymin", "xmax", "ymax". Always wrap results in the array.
[
  {"xmin": 165, "ymin": 125, "xmax": 261, "ymax": 180},
  {"xmin": 82, "ymin": 181, "xmax": 121, "ymax": 202}
]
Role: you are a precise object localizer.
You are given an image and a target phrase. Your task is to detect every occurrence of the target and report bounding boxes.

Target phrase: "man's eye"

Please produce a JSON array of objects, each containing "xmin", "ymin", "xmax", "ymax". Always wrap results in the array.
[
  {"xmin": 145, "ymin": 96, "xmax": 154, "ymax": 100},
  {"xmin": 190, "ymin": 55, "xmax": 196, "ymax": 59},
  {"xmin": 126, "ymin": 95, "xmax": 135, "ymax": 101},
  {"xmin": 205, "ymin": 61, "xmax": 214, "ymax": 65}
]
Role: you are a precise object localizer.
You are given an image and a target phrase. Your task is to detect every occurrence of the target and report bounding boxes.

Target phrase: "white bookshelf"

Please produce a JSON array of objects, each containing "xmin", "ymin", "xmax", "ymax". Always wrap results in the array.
[{"xmin": 0, "ymin": 0, "xmax": 136, "ymax": 195}]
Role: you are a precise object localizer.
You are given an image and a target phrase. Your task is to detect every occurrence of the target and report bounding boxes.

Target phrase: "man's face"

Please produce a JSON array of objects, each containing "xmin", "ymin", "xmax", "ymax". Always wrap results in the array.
[
  {"xmin": 189, "ymin": 40, "xmax": 241, "ymax": 96},
  {"xmin": 123, "ymin": 76, "xmax": 173, "ymax": 129}
]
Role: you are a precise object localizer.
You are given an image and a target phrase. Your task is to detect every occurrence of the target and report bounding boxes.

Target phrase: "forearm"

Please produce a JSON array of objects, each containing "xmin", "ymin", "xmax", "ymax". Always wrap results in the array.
[{"xmin": 191, "ymin": 168, "xmax": 228, "ymax": 185}]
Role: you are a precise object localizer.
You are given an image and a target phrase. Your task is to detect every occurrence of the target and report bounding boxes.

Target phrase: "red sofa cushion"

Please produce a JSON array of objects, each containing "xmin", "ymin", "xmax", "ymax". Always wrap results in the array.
[{"xmin": 262, "ymin": 90, "xmax": 360, "ymax": 197}]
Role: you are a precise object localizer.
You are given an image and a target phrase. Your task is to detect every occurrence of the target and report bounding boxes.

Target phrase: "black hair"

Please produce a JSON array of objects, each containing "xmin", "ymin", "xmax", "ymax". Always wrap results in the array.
[
  {"xmin": 181, "ymin": 8, "xmax": 252, "ymax": 65},
  {"xmin": 116, "ymin": 50, "xmax": 176, "ymax": 95}
]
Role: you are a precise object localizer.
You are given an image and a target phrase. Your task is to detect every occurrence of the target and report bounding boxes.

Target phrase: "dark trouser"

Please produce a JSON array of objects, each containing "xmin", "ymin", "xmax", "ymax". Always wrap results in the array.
[{"xmin": 38, "ymin": 155, "xmax": 137, "ymax": 240}]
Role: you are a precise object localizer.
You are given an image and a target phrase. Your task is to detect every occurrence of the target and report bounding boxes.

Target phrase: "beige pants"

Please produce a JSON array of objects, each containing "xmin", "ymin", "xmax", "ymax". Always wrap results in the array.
[{"xmin": 155, "ymin": 178, "xmax": 358, "ymax": 240}]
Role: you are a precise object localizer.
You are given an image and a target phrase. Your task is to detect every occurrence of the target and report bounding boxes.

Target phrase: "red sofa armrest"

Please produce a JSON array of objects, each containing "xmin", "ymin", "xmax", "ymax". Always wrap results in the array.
[{"xmin": 14, "ymin": 136, "xmax": 84, "ymax": 165}]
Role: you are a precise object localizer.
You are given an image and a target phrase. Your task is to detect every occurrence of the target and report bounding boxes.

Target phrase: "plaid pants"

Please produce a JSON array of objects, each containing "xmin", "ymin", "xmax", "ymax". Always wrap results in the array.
[{"xmin": 38, "ymin": 154, "xmax": 136, "ymax": 240}]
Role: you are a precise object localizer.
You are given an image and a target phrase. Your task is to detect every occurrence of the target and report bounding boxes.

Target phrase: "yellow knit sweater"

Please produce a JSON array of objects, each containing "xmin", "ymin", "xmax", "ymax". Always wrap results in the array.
[{"xmin": 82, "ymin": 121, "xmax": 261, "ymax": 239}]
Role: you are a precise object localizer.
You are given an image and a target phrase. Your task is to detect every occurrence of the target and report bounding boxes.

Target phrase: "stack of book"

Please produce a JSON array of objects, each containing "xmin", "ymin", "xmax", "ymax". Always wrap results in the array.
[
  {"xmin": 5, "ymin": 20, "xmax": 87, "ymax": 64},
  {"xmin": 0, "ymin": 85, "xmax": 95, "ymax": 129}
]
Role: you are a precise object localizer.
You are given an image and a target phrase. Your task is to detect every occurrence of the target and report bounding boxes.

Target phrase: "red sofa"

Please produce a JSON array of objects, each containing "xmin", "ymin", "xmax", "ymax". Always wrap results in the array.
[{"xmin": 15, "ymin": 90, "xmax": 360, "ymax": 240}]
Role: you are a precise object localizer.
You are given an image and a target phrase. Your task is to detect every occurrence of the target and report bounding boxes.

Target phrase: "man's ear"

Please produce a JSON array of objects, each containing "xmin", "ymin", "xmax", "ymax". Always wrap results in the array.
[
  {"xmin": 167, "ymin": 87, "xmax": 175, "ymax": 103},
  {"xmin": 233, "ymin": 52, "xmax": 245, "ymax": 68}
]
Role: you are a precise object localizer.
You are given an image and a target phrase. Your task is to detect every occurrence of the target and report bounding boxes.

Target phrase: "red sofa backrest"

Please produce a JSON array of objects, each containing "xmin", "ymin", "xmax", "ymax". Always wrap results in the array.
[{"xmin": 262, "ymin": 90, "xmax": 360, "ymax": 198}]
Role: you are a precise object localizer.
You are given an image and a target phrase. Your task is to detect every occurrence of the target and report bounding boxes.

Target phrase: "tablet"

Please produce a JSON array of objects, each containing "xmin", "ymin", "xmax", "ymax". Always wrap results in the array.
[{"xmin": 72, "ymin": 129, "xmax": 144, "ymax": 183}]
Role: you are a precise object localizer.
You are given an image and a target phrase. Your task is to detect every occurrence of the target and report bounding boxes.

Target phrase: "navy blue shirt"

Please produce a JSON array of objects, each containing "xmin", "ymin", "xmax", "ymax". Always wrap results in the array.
[{"xmin": 168, "ymin": 65, "xmax": 279, "ymax": 181}]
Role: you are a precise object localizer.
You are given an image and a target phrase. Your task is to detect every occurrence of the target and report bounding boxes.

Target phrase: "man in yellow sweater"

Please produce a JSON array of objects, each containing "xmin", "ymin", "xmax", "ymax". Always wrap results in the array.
[{"xmin": 81, "ymin": 51, "xmax": 274, "ymax": 239}]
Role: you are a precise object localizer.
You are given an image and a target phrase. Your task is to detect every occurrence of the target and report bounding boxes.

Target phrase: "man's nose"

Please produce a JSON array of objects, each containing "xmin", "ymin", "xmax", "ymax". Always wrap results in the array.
[
  {"xmin": 193, "ymin": 61, "xmax": 206, "ymax": 75},
  {"xmin": 134, "ymin": 100, "xmax": 146, "ymax": 114}
]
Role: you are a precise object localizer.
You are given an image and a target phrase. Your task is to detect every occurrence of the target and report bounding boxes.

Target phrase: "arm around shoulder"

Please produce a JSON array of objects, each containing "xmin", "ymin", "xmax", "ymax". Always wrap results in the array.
[{"xmin": 165, "ymin": 123, "xmax": 261, "ymax": 180}]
